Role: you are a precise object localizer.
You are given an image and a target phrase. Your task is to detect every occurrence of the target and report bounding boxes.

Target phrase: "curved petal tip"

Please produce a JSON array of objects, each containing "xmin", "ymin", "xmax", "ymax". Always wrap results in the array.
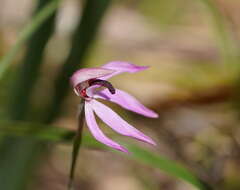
[
  {"xmin": 90, "ymin": 100, "xmax": 157, "ymax": 147},
  {"xmin": 115, "ymin": 145, "xmax": 130, "ymax": 153},
  {"xmin": 102, "ymin": 61, "xmax": 149, "ymax": 73},
  {"xmin": 150, "ymin": 112, "xmax": 159, "ymax": 118}
]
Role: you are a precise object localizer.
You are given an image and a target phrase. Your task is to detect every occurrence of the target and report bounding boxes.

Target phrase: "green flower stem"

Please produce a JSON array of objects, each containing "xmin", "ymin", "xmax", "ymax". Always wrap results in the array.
[{"xmin": 68, "ymin": 100, "xmax": 85, "ymax": 190}]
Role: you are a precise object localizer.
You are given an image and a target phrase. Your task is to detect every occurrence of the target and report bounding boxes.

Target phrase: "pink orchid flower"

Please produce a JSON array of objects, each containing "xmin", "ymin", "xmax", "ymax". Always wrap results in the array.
[{"xmin": 70, "ymin": 61, "xmax": 158, "ymax": 153}]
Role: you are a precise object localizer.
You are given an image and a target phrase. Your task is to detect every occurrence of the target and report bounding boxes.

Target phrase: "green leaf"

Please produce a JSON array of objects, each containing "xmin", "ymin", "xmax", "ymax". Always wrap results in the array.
[
  {"xmin": 123, "ymin": 143, "xmax": 211, "ymax": 190},
  {"xmin": 83, "ymin": 136, "xmax": 211, "ymax": 190},
  {"xmin": 0, "ymin": 120, "xmax": 74, "ymax": 143}
]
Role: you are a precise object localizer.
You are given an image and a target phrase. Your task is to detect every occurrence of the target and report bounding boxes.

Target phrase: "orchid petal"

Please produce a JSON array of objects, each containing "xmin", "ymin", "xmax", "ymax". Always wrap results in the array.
[
  {"xmin": 70, "ymin": 68, "xmax": 114, "ymax": 87},
  {"xmin": 85, "ymin": 101, "xmax": 129, "ymax": 153},
  {"xmin": 100, "ymin": 61, "xmax": 149, "ymax": 80},
  {"xmin": 94, "ymin": 88, "xmax": 158, "ymax": 118},
  {"xmin": 89, "ymin": 99, "xmax": 156, "ymax": 146}
]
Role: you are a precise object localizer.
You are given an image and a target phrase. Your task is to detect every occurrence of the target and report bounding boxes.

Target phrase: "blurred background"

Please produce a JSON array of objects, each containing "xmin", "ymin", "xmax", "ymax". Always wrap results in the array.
[{"xmin": 0, "ymin": 0, "xmax": 240, "ymax": 189}]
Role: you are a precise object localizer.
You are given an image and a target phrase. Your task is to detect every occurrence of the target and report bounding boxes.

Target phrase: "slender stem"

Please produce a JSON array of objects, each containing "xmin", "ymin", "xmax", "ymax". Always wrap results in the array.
[{"xmin": 68, "ymin": 99, "xmax": 85, "ymax": 190}]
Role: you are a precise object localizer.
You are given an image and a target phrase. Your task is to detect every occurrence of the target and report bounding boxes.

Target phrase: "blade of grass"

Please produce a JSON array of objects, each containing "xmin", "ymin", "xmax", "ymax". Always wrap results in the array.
[
  {"xmin": 0, "ymin": 120, "xmax": 210, "ymax": 190},
  {"xmin": 8, "ymin": 2, "xmax": 58, "ymax": 120},
  {"xmin": 0, "ymin": 120, "xmax": 74, "ymax": 143},
  {"xmin": 198, "ymin": 0, "xmax": 237, "ymax": 62},
  {"xmin": 0, "ymin": 0, "xmax": 60, "ymax": 80},
  {"xmin": 0, "ymin": 1, "xmax": 111, "ymax": 189},
  {"xmin": 123, "ymin": 143, "xmax": 212, "ymax": 190},
  {"xmin": 44, "ymin": 0, "xmax": 111, "ymax": 123},
  {"xmin": 0, "ymin": 1, "xmax": 59, "ymax": 189}
]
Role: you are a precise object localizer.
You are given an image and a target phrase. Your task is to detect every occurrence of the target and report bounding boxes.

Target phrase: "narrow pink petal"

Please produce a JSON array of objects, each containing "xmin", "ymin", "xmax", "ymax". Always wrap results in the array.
[
  {"xmin": 89, "ymin": 100, "xmax": 156, "ymax": 146},
  {"xmin": 85, "ymin": 101, "xmax": 129, "ymax": 153},
  {"xmin": 70, "ymin": 68, "xmax": 114, "ymax": 87},
  {"xmin": 100, "ymin": 61, "xmax": 149, "ymax": 80},
  {"xmin": 94, "ymin": 88, "xmax": 158, "ymax": 118}
]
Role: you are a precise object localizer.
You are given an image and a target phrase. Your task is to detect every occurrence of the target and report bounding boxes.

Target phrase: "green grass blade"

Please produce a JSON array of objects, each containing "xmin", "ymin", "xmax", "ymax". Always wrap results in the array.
[
  {"xmin": 0, "ymin": 0, "xmax": 60, "ymax": 80},
  {"xmin": 45, "ymin": 0, "xmax": 111, "ymax": 123},
  {"xmin": 0, "ymin": 120, "xmax": 211, "ymax": 190},
  {"xmin": 0, "ymin": 1, "xmax": 59, "ymax": 189},
  {"xmin": 0, "ymin": 120, "xmax": 74, "ymax": 142},
  {"xmin": 83, "ymin": 136, "xmax": 211, "ymax": 190},
  {"xmin": 124, "ymin": 143, "xmax": 212, "ymax": 190},
  {"xmin": 7, "ymin": 1, "xmax": 58, "ymax": 120},
  {"xmin": 198, "ymin": 0, "xmax": 236, "ymax": 62}
]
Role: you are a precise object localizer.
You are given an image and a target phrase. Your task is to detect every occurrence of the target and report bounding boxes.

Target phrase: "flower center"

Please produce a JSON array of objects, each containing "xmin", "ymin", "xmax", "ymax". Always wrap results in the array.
[
  {"xmin": 89, "ymin": 79, "xmax": 116, "ymax": 94},
  {"xmin": 75, "ymin": 79, "xmax": 116, "ymax": 98}
]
